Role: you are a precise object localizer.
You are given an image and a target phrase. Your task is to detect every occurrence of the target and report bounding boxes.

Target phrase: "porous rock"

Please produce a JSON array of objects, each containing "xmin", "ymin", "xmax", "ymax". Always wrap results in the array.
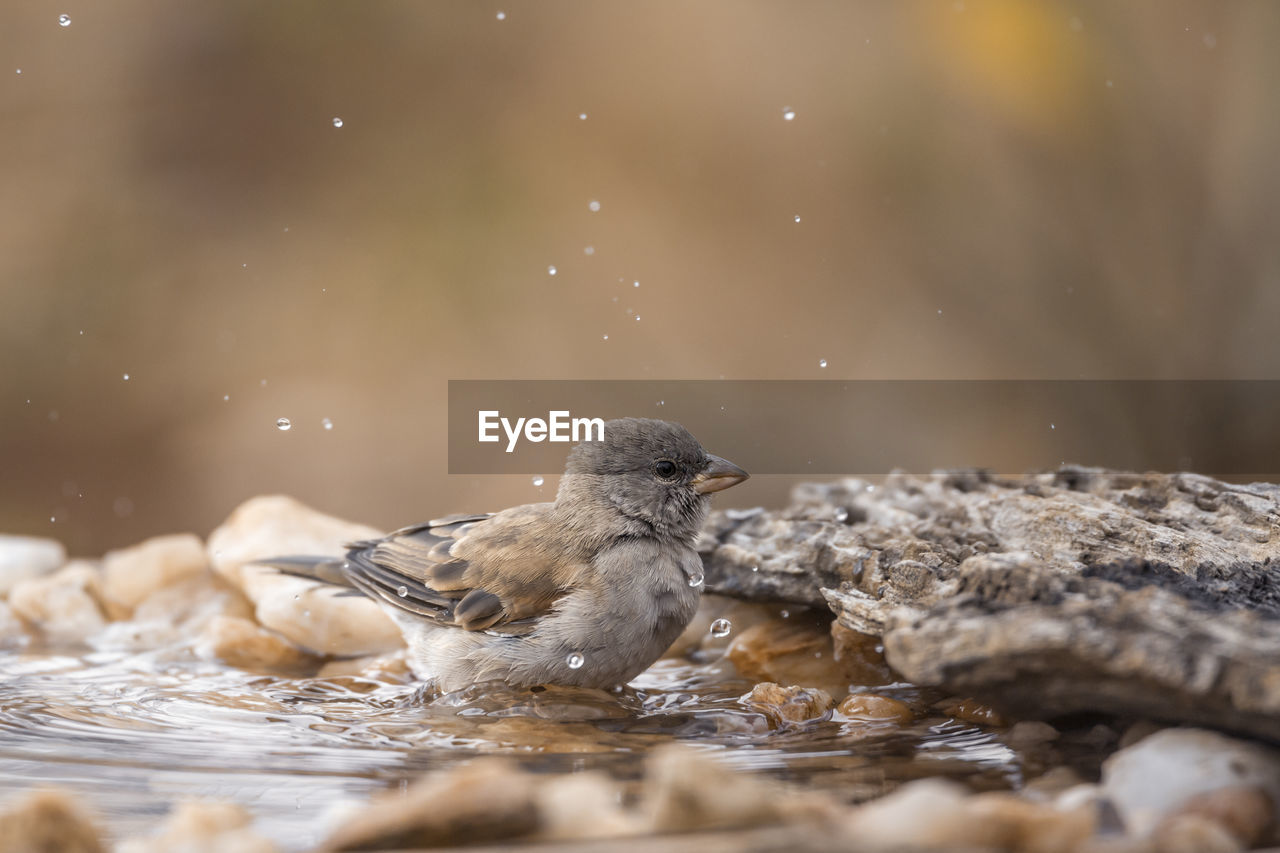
[
  {"xmin": 701, "ymin": 469, "xmax": 1280, "ymax": 740},
  {"xmin": 0, "ymin": 788, "xmax": 105, "ymax": 853},
  {"xmin": 744, "ymin": 682, "xmax": 833, "ymax": 724},
  {"xmin": 118, "ymin": 800, "xmax": 277, "ymax": 853}
]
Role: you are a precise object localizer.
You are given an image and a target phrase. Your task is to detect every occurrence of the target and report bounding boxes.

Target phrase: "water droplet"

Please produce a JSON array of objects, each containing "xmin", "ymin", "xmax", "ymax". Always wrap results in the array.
[
  {"xmin": 532, "ymin": 475, "xmax": 544, "ymax": 487},
  {"xmin": 276, "ymin": 417, "xmax": 292, "ymax": 431},
  {"xmin": 223, "ymin": 395, "xmax": 230, "ymax": 401},
  {"xmin": 634, "ymin": 315, "xmax": 641, "ymax": 322},
  {"xmin": 782, "ymin": 107, "xmax": 796, "ymax": 121},
  {"xmin": 397, "ymin": 585, "xmax": 408, "ymax": 597},
  {"xmin": 583, "ymin": 246, "xmax": 595, "ymax": 255},
  {"xmin": 322, "ymin": 417, "xmax": 333, "ymax": 430},
  {"xmin": 547, "ymin": 265, "xmax": 557, "ymax": 276},
  {"xmin": 793, "ymin": 214, "xmax": 802, "ymax": 223},
  {"xmin": 709, "ymin": 618, "xmax": 732, "ymax": 638},
  {"xmin": 780, "ymin": 609, "xmax": 790, "ymax": 619},
  {"xmin": 50, "ymin": 515, "xmax": 56, "ymax": 523},
  {"xmin": 688, "ymin": 571, "xmax": 704, "ymax": 588},
  {"xmin": 1105, "ymin": 79, "xmax": 1114, "ymax": 88},
  {"xmin": 818, "ymin": 358, "xmax": 827, "ymax": 368},
  {"xmin": 1050, "ymin": 423, "xmax": 1056, "ymax": 430},
  {"xmin": 578, "ymin": 112, "xmax": 588, "ymax": 120},
  {"xmin": 15, "ymin": 69, "xmax": 21, "ymax": 75},
  {"xmin": 751, "ymin": 565, "xmax": 759, "ymax": 572},
  {"xmin": 657, "ymin": 400, "xmax": 665, "ymax": 406},
  {"xmin": 602, "ymin": 334, "xmax": 609, "ymax": 340},
  {"xmin": 834, "ymin": 507, "xmax": 849, "ymax": 523},
  {"xmin": 332, "ymin": 117, "xmax": 343, "ymax": 128},
  {"xmin": 260, "ymin": 379, "xmax": 268, "ymax": 386},
  {"xmin": 122, "ymin": 373, "xmax": 130, "ymax": 381},
  {"xmin": 58, "ymin": 14, "xmax": 71, "ymax": 27},
  {"xmin": 1202, "ymin": 32, "xmax": 1217, "ymax": 49},
  {"xmin": 633, "ymin": 280, "xmax": 640, "ymax": 287},
  {"xmin": 566, "ymin": 652, "xmax": 585, "ymax": 669},
  {"xmin": 495, "ymin": 10, "xmax": 506, "ymax": 20},
  {"xmin": 588, "ymin": 200, "xmax": 601, "ymax": 212},
  {"xmin": 78, "ymin": 329, "xmax": 83, "ymax": 335}
]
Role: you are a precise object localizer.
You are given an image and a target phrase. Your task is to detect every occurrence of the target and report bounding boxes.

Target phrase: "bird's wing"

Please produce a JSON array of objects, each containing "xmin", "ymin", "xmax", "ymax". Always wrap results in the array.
[{"xmin": 340, "ymin": 504, "xmax": 583, "ymax": 635}]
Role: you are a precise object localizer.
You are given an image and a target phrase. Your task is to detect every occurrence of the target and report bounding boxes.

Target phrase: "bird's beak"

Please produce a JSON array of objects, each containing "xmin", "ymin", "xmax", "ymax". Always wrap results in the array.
[{"xmin": 691, "ymin": 454, "xmax": 749, "ymax": 494}]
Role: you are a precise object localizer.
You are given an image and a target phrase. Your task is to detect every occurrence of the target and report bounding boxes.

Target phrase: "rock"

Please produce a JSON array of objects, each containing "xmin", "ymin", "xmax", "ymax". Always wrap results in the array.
[
  {"xmin": 90, "ymin": 575, "xmax": 253, "ymax": 652},
  {"xmin": 317, "ymin": 650, "xmax": 411, "ymax": 682},
  {"xmin": 936, "ymin": 696, "xmax": 1008, "ymax": 728},
  {"xmin": 745, "ymin": 682, "xmax": 833, "ymax": 724},
  {"xmin": 725, "ymin": 616, "xmax": 851, "ymax": 697},
  {"xmin": 100, "ymin": 533, "xmax": 210, "ymax": 619},
  {"xmin": 1007, "ymin": 721, "xmax": 1061, "ymax": 748},
  {"xmin": 662, "ymin": 594, "xmax": 781, "ymax": 660},
  {"xmin": 830, "ymin": 621, "xmax": 896, "ymax": 686},
  {"xmin": 0, "ymin": 600, "xmax": 31, "ymax": 648},
  {"xmin": 640, "ymin": 745, "xmax": 837, "ymax": 833},
  {"xmin": 0, "ymin": 788, "xmax": 105, "ymax": 853},
  {"xmin": 836, "ymin": 693, "xmax": 914, "ymax": 726},
  {"xmin": 699, "ymin": 469, "xmax": 1280, "ymax": 741},
  {"xmin": 207, "ymin": 496, "xmax": 402, "ymax": 656},
  {"xmin": 1101, "ymin": 728, "xmax": 1280, "ymax": 839},
  {"xmin": 195, "ymin": 615, "xmax": 320, "ymax": 671},
  {"xmin": 1149, "ymin": 814, "xmax": 1243, "ymax": 853},
  {"xmin": 118, "ymin": 800, "xmax": 277, "ymax": 853},
  {"xmin": 8, "ymin": 561, "xmax": 107, "ymax": 644},
  {"xmin": 1172, "ymin": 785, "xmax": 1273, "ymax": 848},
  {"xmin": 536, "ymin": 772, "xmax": 641, "ymax": 841},
  {"xmin": 320, "ymin": 758, "xmax": 539, "ymax": 851},
  {"xmin": 843, "ymin": 779, "xmax": 1095, "ymax": 853},
  {"xmin": 0, "ymin": 534, "xmax": 65, "ymax": 595}
]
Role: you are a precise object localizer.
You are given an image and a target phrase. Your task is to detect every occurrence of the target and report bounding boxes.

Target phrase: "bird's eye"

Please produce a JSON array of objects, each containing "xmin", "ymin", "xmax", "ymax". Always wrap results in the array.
[{"xmin": 654, "ymin": 459, "xmax": 679, "ymax": 480}]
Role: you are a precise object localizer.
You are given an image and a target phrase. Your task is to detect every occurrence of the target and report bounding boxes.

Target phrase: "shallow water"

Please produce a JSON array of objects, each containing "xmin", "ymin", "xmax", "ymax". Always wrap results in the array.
[{"xmin": 0, "ymin": 627, "xmax": 1075, "ymax": 851}]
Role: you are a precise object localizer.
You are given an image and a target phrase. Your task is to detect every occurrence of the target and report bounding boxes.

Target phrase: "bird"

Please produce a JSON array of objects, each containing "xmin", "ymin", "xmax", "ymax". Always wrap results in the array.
[{"xmin": 259, "ymin": 418, "xmax": 748, "ymax": 692}]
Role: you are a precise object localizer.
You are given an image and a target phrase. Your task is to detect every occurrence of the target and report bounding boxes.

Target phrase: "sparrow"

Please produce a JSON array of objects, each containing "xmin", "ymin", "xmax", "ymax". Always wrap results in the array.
[{"xmin": 261, "ymin": 418, "xmax": 748, "ymax": 692}]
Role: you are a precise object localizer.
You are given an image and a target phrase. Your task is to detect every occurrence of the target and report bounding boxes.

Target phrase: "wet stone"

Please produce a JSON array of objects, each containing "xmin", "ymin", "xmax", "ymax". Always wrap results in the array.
[
  {"xmin": 836, "ymin": 693, "xmax": 914, "ymax": 726},
  {"xmin": 0, "ymin": 534, "xmax": 66, "ymax": 594},
  {"xmin": 745, "ymin": 682, "xmax": 834, "ymax": 724},
  {"xmin": 0, "ymin": 788, "xmax": 105, "ymax": 853},
  {"xmin": 101, "ymin": 533, "xmax": 210, "ymax": 619},
  {"xmin": 8, "ymin": 560, "xmax": 107, "ymax": 644}
]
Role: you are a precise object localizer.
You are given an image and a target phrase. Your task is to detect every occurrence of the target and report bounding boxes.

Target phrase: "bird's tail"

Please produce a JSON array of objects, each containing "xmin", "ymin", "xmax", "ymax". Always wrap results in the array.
[{"xmin": 250, "ymin": 555, "xmax": 353, "ymax": 588}]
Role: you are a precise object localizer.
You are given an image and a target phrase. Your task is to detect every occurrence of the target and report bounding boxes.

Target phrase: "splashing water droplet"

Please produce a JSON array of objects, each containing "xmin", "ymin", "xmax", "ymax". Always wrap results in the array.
[
  {"xmin": 834, "ymin": 507, "xmax": 849, "ymax": 523},
  {"xmin": 332, "ymin": 117, "xmax": 343, "ymax": 128},
  {"xmin": 58, "ymin": 14, "xmax": 71, "ymax": 27},
  {"xmin": 602, "ymin": 334, "xmax": 609, "ymax": 341},
  {"xmin": 780, "ymin": 609, "xmax": 790, "ymax": 619},
  {"xmin": 709, "ymin": 618, "xmax": 732, "ymax": 638},
  {"xmin": 548, "ymin": 265, "xmax": 557, "ymax": 276},
  {"xmin": 122, "ymin": 373, "xmax": 130, "ymax": 381},
  {"xmin": 584, "ymin": 246, "xmax": 595, "ymax": 255},
  {"xmin": 397, "ymin": 585, "xmax": 408, "ymax": 597},
  {"xmin": 818, "ymin": 359, "xmax": 827, "ymax": 368},
  {"xmin": 588, "ymin": 200, "xmax": 601, "ymax": 212},
  {"xmin": 1050, "ymin": 423, "xmax": 1056, "ymax": 430},
  {"xmin": 578, "ymin": 112, "xmax": 588, "ymax": 120},
  {"xmin": 688, "ymin": 571, "xmax": 704, "ymax": 588},
  {"xmin": 634, "ymin": 315, "xmax": 641, "ymax": 322},
  {"xmin": 276, "ymin": 418, "xmax": 291, "ymax": 431},
  {"xmin": 782, "ymin": 107, "xmax": 796, "ymax": 121},
  {"xmin": 495, "ymin": 10, "xmax": 506, "ymax": 20},
  {"xmin": 223, "ymin": 395, "xmax": 230, "ymax": 401},
  {"xmin": 751, "ymin": 565, "xmax": 759, "ymax": 572},
  {"xmin": 633, "ymin": 280, "xmax": 640, "ymax": 287},
  {"xmin": 794, "ymin": 214, "xmax": 802, "ymax": 223},
  {"xmin": 566, "ymin": 652, "xmax": 584, "ymax": 669},
  {"xmin": 532, "ymin": 475, "xmax": 544, "ymax": 487},
  {"xmin": 322, "ymin": 418, "xmax": 333, "ymax": 430}
]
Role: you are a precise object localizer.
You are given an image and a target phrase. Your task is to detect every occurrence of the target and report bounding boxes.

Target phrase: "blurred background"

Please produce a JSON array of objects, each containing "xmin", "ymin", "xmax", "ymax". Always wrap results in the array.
[{"xmin": 3, "ymin": 1, "xmax": 1278, "ymax": 555}]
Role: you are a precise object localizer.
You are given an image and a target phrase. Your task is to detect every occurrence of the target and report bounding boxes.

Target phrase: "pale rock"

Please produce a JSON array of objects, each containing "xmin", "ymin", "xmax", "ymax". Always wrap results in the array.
[
  {"xmin": 1008, "ymin": 720, "xmax": 1061, "ymax": 748},
  {"xmin": 640, "ymin": 744, "xmax": 837, "ymax": 833},
  {"xmin": 843, "ymin": 778, "xmax": 996, "ymax": 849},
  {"xmin": 8, "ymin": 561, "xmax": 107, "ymax": 644},
  {"xmin": 536, "ymin": 771, "xmax": 642, "ymax": 840},
  {"xmin": 745, "ymin": 682, "xmax": 833, "ymax": 724},
  {"xmin": 1149, "ymin": 814, "xmax": 1242, "ymax": 853},
  {"xmin": 317, "ymin": 650, "xmax": 411, "ymax": 682},
  {"xmin": 968, "ymin": 791, "xmax": 1097, "ymax": 853},
  {"xmin": 0, "ymin": 600, "xmax": 32, "ymax": 648},
  {"xmin": 0, "ymin": 788, "xmax": 105, "ymax": 853},
  {"xmin": 1165, "ymin": 785, "xmax": 1273, "ymax": 848},
  {"xmin": 101, "ymin": 533, "xmax": 209, "ymax": 619},
  {"xmin": 206, "ymin": 496, "xmax": 401, "ymax": 656},
  {"xmin": 207, "ymin": 495, "xmax": 379, "ymax": 588},
  {"xmin": 90, "ymin": 575, "xmax": 252, "ymax": 652},
  {"xmin": 118, "ymin": 800, "xmax": 277, "ymax": 853},
  {"xmin": 0, "ymin": 534, "xmax": 66, "ymax": 595},
  {"xmin": 196, "ymin": 615, "xmax": 320, "ymax": 671},
  {"xmin": 320, "ymin": 758, "xmax": 539, "ymax": 851},
  {"xmin": 1102, "ymin": 728, "xmax": 1280, "ymax": 838}
]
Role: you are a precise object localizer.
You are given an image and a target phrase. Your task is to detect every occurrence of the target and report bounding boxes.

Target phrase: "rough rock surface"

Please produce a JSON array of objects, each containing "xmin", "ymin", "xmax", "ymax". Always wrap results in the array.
[{"xmin": 700, "ymin": 467, "xmax": 1280, "ymax": 740}]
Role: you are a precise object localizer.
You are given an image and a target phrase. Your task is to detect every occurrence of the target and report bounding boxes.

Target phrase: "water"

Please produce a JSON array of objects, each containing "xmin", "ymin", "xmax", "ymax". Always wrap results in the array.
[{"xmin": 0, "ymin": 624, "xmax": 1061, "ymax": 851}]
